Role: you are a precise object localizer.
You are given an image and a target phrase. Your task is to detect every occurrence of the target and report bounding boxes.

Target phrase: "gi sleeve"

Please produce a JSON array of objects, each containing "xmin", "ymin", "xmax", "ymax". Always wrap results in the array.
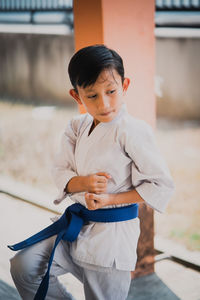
[
  {"xmin": 124, "ymin": 119, "xmax": 175, "ymax": 213},
  {"xmin": 52, "ymin": 118, "xmax": 79, "ymax": 204}
]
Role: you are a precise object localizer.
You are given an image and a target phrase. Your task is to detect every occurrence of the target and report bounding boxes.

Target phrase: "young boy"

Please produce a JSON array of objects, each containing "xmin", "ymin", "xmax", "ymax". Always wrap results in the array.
[{"xmin": 10, "ymin": 45, "xmax": 174, "ymax": 300}]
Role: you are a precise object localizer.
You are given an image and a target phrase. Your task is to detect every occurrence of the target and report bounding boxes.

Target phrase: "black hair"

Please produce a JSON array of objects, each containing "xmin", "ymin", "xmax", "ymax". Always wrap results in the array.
[{"xmin": 68, "ymin": 44, "xmax": 124, "ymax": 92}]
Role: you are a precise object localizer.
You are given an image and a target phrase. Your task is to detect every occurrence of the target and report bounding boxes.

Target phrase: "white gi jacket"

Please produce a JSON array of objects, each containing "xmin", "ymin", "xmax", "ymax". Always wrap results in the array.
[{"xmin": 52, "ymin": 103, "xmax": 174, "ymax": 271}]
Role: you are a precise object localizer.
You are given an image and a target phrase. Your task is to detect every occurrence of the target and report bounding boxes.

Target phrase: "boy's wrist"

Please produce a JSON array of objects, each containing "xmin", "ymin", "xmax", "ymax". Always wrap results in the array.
[
  {"xmin": 107, "ymin": 193, "xmax": 116, "ymax": 206},
  {"xmin": 106, "ymin": 190, "xmax": 145, "ymax": 206},
  {"xmin": 66, "ymin": 176, "xmax": 87, "ymax": 193},
  {"xmin": 81, "ymin": 176, "xmax": 88, "ymax": 192}
]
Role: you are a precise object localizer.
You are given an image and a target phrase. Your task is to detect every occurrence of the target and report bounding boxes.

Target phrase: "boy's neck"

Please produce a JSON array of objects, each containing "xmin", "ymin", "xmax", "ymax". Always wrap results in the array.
[
  {"xmin": 88, "ymin": 121, "xmax": 97, "ymax": 136},
  {"xmin": 94, "ymin": 118, "xmax": 100, "ymax": 126}
]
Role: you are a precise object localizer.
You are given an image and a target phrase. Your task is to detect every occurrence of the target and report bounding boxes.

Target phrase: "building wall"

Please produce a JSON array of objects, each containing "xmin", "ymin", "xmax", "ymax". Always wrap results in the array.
[
  {"xmin": 0, "ymin": 32, "xmax": 199, "ymax": 119},
  {"xmin": 156, "ymin": 37, "xmax": 200, "ymax": 120},
  {"xmin": 0, "ymin": 32, "xmax": 74, "ymax": 105}
]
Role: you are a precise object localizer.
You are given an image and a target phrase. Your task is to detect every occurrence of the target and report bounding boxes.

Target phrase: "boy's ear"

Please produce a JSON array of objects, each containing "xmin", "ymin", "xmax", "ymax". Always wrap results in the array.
[
  {"xmin": 123, "ymin": 78, "xmax": 130, "ymax": 93},
  {"xmin": 69, "ymin": 89, "xmax": 82, "ymax": 105}
]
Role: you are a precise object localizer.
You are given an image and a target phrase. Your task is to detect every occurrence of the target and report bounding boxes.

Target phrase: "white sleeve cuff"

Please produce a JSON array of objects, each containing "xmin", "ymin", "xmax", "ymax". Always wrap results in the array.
[{"xmin": 136, "ymin": 181, "xmax": 175, "ymax": 213}]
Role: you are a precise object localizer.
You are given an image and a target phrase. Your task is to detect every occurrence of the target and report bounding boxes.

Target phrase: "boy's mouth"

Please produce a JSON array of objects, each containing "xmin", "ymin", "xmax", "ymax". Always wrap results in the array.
[{"xmin": 99, "ymin": 111, "xmax": 113, "ymax": 116}]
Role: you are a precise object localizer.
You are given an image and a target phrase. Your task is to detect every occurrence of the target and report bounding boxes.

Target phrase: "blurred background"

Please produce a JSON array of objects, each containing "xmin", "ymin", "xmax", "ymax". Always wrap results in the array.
[{"xmin": 0, "ymin": 0, "xmax": 200, "ymax": 299}]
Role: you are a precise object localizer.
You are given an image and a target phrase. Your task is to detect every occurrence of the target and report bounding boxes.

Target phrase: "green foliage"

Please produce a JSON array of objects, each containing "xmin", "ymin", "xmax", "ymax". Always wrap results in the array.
[
  {"xmin": 170, "ymin": 229, "xmax": 185, "ymax": 238},
  {"xmin": 170, "ymin": 229, "xmax": 200, "ymax": 251}
]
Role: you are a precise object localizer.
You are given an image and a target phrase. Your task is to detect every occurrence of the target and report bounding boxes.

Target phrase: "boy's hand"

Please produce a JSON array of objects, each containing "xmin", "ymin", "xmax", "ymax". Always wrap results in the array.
[
  {"xmin": 85, "ymin": 192, "xmax": 111, "ymax": 210},
  {"xmin": 85, "ymin": 172, "xmax": 111, "ymax": 194}
]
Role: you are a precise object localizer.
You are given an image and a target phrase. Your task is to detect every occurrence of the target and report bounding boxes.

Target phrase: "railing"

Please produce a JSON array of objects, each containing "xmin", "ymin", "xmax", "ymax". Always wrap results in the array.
[
  {"xmin": 0, "ymin": 0, "xmax": 72, "ymax": 11},
  {"xmin": 156, "ymin": 0, "xmax": 200, "ymax": 11},
  {"xmin": 0, "ymin": 0, "xmax": 73, "ymax": 26},
  {"xmin": 0, "ymin": 0, "xmax": 199, "ymax": 12},
  {"xmin": 0, "ymin": 0, "xmax": 199, "ymax": 28},
  {"xmin": 155, "ymin": 0, "xmax": 200, "ymax": 28}
]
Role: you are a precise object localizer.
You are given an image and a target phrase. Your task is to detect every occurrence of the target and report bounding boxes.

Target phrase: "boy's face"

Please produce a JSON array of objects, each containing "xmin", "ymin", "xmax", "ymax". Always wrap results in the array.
[{"xmin": 69, "ymin": 69, "xmax": 130, "ymax": 126}]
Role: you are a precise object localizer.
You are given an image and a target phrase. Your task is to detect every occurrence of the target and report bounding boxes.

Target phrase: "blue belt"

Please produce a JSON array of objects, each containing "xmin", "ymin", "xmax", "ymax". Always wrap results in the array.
[{"xmin": 8, "ymin": 202, "xmax": 138, "ymax": 300}]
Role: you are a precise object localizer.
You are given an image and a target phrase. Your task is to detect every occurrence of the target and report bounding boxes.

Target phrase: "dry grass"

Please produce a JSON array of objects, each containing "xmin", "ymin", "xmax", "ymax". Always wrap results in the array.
[
  {"xmin": 0, "ymin": 102, "xmax": 78, "ymax": 193},
  {"xmin": 0, "ymin": 101, "xmax": 200, "ymax": 251},
  {"xmin": 155, "ymin": 120, "xmax": 200, "ymax": 251}
]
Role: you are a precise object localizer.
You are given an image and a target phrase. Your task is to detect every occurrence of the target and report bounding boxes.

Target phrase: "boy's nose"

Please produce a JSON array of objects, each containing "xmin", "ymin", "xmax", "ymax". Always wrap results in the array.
[{"xmin": 98, "ymin": 96, "xmax": 110, "ymax": 110}]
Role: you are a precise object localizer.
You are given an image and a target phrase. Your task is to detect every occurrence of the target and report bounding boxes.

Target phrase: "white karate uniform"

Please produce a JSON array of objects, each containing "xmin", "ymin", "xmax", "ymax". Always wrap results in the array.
[
  {"xmin": 10, "ymin": 103, "xmax": 174, "ymax": 300},
  {"xmin": 52, "ymin": 103, "xmax": 174, "ymax": 272}
]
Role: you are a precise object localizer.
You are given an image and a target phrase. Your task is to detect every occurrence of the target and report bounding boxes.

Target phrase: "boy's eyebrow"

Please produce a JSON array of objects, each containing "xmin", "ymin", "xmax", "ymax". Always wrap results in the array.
[
  {"xmin": 85, "ymin": 88, "xmax": 95, "ymax": 92},
  {"xmin": 106, "ymin": 82, "xmax": 117, "ymax": 87}
]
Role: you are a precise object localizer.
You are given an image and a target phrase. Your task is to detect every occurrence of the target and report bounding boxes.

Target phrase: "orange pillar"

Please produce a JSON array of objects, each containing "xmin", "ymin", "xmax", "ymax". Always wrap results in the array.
[{"xmin": 73, "ymin": 0, "xmax": 155, "ymax": 277}]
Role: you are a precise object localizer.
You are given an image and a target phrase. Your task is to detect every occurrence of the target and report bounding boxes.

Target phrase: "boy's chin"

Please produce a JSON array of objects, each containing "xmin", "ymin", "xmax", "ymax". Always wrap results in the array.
[{"xmin": 98, "ymin": 115, "xmax": 115, "ymax": 123}]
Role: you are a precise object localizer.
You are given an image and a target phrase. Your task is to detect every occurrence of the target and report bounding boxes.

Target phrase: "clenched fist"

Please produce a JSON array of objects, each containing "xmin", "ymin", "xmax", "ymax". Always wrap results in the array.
[
  {"xmin": 85, "ymin": 192, "xmax": 111, "ymax": 210},
  {"xmin": 85, "ymin": 172, "xmax": 111, "ymax": 194}
]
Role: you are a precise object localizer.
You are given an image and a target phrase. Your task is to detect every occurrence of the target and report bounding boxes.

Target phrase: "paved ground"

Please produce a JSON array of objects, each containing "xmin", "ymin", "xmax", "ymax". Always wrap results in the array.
[{"xmin": 1, "ymin": 193, "xmax": 200, "ymax": 300}]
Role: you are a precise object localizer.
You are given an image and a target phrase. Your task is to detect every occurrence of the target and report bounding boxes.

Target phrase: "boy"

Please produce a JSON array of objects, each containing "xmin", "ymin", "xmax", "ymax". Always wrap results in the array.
[{"xmin": 10, "ymin": 45, "xmax": 174, "ymax": 300}]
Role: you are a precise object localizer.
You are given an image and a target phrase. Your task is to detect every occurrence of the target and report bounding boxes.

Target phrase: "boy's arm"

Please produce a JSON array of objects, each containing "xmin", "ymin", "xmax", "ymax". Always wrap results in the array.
[
  {"xmin": 109, "ymin": 189, "xmax": 145, "ymax": 205},
  {"xmin": 53, "ymin": 116, "xmax": 111, "ymax": 204},
  {"xmin": 85, "ymin": 121, "xmax": 175, "ymax": 211},
  {"xmin": 122, "ymin": 120, "xmax": 175, "ymax": 213},
  {"xmin": 85, "ymin": 190, "xmax": 145, "ymax": 210},
  {"xmin": 53, "ymin": 117, "xmax": 83, "ymax": 204},
  {"xmin": 66, "ymin": 172, "xmax": 111, "ymax": 194}
]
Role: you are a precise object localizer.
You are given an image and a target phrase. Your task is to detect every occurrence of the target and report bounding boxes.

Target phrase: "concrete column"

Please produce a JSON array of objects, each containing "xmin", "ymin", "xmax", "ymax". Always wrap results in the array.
[{"xmin": 73, "ymin": 0, "xmax": 155, "ymax": 277}]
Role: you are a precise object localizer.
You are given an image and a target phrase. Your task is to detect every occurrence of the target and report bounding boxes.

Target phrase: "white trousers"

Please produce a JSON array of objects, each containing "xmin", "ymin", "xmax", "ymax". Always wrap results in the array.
[{"xmin": 10, "ymin": 236, "xmax": 131, "ymax": 300}]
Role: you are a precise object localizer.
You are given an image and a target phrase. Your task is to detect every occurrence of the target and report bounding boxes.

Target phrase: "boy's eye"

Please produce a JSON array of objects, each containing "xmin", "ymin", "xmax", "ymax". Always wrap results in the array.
[
  {"xmin": 87, "ymin": 94, "xmax": 97, "ymax": 99},
  {"xmin": 107, "ymin": 90, "xmax": 116, "ymax": 94}
]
